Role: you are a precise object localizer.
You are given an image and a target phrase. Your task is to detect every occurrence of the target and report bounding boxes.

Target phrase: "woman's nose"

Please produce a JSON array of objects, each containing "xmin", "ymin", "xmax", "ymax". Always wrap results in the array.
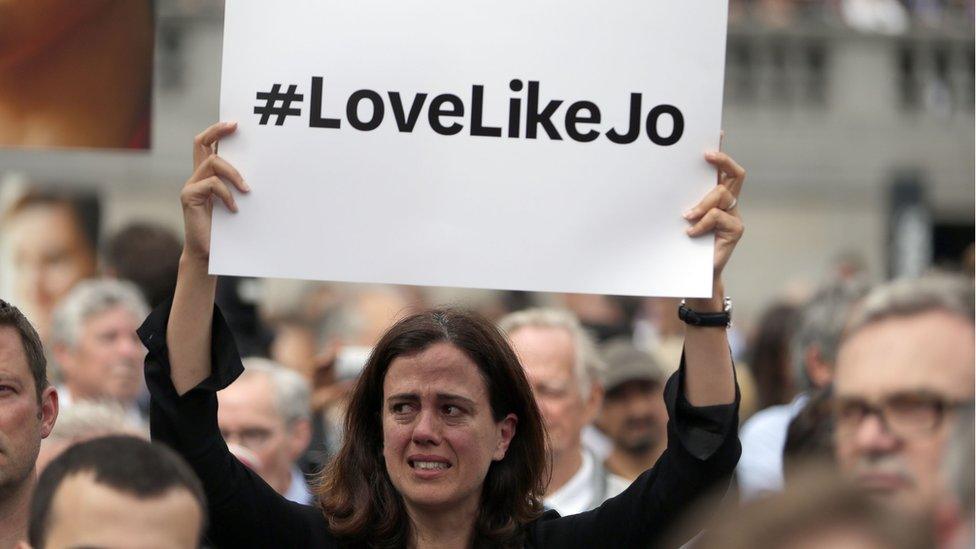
[{"xmin": 411, "ymin": 409, "xmax": 443, "ymax": 445}]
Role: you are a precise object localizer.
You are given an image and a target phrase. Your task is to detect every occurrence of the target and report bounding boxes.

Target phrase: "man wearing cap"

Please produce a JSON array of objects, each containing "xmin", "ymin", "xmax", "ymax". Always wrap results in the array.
[{"xmin": 596, "ymin": 339, "xmax": 670, "ymax": 481}]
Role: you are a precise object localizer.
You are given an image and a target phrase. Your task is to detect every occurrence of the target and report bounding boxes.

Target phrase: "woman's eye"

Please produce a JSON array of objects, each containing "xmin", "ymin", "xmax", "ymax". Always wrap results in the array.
[
  {"xmin": 443, "ymin": 405, "xmax": 462, "ymax": 416},
  {"xmin": 391, "ymin": 402, "xmax": 414, "ymax": 414}
]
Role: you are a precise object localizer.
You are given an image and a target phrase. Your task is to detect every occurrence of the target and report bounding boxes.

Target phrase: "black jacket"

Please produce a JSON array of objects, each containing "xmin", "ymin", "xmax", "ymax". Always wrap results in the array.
[{"xmin": 139, "ymin": 300, "xmax": 740, "ymax": 548}]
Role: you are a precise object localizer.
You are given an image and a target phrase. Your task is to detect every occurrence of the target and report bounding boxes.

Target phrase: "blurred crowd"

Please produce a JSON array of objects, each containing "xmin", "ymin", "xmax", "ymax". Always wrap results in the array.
[
  {"xmin": 0, "ymin": 0, "xmax": 971, "ymax": 547},
  {"xmin": 171, "ymin": 0, "xmax": 976, "ymax": 32},
  {"xmin": 730, "ymin": 0, "xmax": 975, "ymax": 32},
  {"xmin": 0, "ymin": 182, "xmax": 972, "ymax": 548}
]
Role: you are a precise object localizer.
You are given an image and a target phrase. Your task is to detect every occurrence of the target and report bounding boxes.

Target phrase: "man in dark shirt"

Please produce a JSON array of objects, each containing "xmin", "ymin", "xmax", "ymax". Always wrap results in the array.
[{"xmin": 597, "ymin": 339, "xmax": 670, "ymax": 482}]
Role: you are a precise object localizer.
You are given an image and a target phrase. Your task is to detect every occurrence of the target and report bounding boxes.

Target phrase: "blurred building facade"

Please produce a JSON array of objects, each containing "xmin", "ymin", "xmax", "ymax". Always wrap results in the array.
[{"xmin": 1, "ymin": 0, "xmax": 972, "ymax": 322}]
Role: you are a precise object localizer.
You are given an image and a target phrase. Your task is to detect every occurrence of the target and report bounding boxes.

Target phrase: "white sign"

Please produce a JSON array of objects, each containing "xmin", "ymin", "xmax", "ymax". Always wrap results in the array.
[{"xmin": 213, "ymin": 0, "xmax": 728, "ymax": 297}]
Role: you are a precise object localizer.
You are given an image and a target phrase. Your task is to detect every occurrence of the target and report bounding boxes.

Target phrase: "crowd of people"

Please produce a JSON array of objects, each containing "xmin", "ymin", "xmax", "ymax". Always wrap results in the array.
[
  {"xmin": 0, "ymin": 119, "xmax": 972, "ymax": 548},
  {"xmin": 729, "ymin": 0, "xmax": 975, "ymax": 32},
  {"xmin": 0, "ymin": 0, "xmax": 970, "ymax": 546}
]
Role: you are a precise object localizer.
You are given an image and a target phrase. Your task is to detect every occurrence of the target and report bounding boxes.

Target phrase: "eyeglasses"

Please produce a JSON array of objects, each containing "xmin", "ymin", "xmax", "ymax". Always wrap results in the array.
[{"xmin": 833, "ymin": 391, "xmax": 970, "ymax": 437}]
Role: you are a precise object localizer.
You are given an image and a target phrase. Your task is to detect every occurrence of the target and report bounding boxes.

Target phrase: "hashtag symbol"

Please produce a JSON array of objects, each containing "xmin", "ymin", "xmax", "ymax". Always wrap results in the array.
[{"xmin": 254, "ymin": 84, "xmax": 303, "ymax": 126}]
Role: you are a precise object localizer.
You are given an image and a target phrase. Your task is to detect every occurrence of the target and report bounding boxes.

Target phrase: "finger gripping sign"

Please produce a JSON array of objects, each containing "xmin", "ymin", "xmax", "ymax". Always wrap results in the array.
[{"xmin": 214, "ymin": 0, "xmax": 728, "ymax": 297}]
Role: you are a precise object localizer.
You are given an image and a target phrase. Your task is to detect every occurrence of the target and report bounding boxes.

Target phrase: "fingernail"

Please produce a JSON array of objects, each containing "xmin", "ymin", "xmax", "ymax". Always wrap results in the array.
[
  {"xmin": 704, "ymin": 151, "xmax": 717, "ymax": 159},
  {"xmin": 682, "ymin": 209, "xmax": 695, "ymax": 219},
  {"xmin": 686, "ymin": 227, "xmax": 695, "ymax": 236},
  {"xmin": 226, "ymin": 121, "xmax": 237, "ymax": 128},
  {"xmin": 242, "ymin": 181, "xmax": 251, "ymax": 192}
]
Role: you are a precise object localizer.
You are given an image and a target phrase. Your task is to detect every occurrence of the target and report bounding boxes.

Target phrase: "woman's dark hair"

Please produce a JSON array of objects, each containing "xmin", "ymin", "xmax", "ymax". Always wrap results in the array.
[
  {"xmin": 5, "ymin": 190, "xmax": 101, "ymax": 253},
  {"xmin": 317, "ymin": 308, "xmax": 548, "ymax": 548},
  {"xmin": 749, "ymin": 302, "xmax": 801, "ymax": 409},
  {"xmin": 783, "ymin": 387, "xmax": 835, "ymax": 482}
]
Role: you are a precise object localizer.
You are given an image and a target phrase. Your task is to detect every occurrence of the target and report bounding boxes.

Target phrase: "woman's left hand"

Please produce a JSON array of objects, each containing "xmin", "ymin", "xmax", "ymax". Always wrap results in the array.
[
  {"xmin": 683, "ymin": 151, "xmax": 745, "ymax": 280},
  {"xmin": 681, "ymin": 150, "xmax": 744, "ymax": 406}
]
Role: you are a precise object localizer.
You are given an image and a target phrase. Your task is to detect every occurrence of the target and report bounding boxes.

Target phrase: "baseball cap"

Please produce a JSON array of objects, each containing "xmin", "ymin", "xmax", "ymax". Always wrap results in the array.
[{"xmin": 600, "ymin": 338, "xmax": 668, "ymax": 392}]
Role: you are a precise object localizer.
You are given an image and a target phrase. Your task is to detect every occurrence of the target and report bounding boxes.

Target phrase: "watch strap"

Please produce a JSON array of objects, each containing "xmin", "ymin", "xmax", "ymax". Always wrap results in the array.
[{"xmin": 678, "ymin": 298, "xmax": 731, "ymax": 328}]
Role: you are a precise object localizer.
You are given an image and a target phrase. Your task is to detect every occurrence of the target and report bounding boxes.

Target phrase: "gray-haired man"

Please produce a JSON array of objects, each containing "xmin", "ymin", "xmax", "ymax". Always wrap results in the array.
[
  {"xmin": 50, "ymin": 279, "xmax": 148, "ymax": 425},
  {"xmin": 833, "ymin": 274, "xmax": 974, "ymax": 516},
  {"xmin": 218, "ymin": 358, "xmax": 314, "ymax": 504},
  {"xmin": 500, "ymin": 308, "xmax": 627, "ymax": 516}
]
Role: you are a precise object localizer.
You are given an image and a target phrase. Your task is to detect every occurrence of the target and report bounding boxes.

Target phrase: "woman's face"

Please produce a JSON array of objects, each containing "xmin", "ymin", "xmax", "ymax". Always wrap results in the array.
[
  {"xmin": 382, "ymin": 342, "xmax": 516, "ymax": 514},
  {"xmin": 4, "ymin": 203, "xmax": 97, "ymax": 335}
]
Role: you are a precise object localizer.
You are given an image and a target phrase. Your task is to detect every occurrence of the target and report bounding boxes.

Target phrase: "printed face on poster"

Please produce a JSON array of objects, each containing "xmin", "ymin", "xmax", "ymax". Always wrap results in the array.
[{"xmin": 213, "ymin": 0, "xmax": 728, "ymax": 297}]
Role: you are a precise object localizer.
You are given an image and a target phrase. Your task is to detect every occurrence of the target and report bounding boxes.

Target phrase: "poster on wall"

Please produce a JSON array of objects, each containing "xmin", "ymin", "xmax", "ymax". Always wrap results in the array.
[{"xmin": 0, "ymin": 3, "xmax": 154, "ymax": 151}]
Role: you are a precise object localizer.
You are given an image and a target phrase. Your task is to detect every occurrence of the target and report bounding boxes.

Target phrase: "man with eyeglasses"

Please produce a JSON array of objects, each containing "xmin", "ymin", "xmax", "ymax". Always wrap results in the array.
[
  {"xmin": 833, "ymin": 274, "xmax": 974, "ymax": 517},
  {"xmin": 217, "ymin": 357, "xmax": 314, "ymax": 504}
]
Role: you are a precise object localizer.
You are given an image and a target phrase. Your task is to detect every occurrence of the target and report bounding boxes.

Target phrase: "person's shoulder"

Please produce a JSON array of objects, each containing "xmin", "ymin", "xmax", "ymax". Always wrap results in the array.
[
  {"xmin": 740, "ymin": 401, "xmax": 796, "ymax": 438},
  {"xmin": 290, "ymin": 502, "xmax": 341, "ymax": 546},
  {"xmin": 522, "ymin": 509, "xmax": 569, "ymax": 547}
]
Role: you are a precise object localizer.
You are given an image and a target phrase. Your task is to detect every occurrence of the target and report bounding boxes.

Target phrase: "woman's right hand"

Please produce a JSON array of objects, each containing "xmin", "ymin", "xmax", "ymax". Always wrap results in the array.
[{"xmin": 180, "ymin": 121, "xmax": 249, "ymax": 262}]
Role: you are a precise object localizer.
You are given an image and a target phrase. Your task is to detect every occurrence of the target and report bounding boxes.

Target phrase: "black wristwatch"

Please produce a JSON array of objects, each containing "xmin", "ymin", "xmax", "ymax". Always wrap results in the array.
[{"xmin": 678, "ymin": 297, "xmax": 732, "ymax": 328}]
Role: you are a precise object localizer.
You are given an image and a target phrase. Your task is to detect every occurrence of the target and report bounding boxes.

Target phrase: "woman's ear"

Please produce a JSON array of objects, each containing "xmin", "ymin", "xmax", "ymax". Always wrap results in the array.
[{"xmin": 492, "ymin": 413, "xmax": 518, "ymax": 461}]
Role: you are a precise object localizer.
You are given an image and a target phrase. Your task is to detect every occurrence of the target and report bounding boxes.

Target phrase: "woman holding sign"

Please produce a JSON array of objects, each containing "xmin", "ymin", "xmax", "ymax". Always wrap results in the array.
[{"xmin": 139, "ymin": 121, "xmax": 746, "ymax": 548}]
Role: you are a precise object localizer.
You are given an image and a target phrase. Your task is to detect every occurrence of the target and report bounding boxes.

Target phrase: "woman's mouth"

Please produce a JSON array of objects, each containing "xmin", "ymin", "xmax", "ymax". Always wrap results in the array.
[
  {"xmin": 410, "ymin": 460, "xmax": 451, "ymax": 470},
  {"xmin": 407, "ymin": 454, "xmax": 453, "ymax": 477}
]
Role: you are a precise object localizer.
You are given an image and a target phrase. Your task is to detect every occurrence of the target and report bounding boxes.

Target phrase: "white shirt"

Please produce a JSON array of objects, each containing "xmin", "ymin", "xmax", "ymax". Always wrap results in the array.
[
  {"xmin": 284, "ymin": 466, "xmax": 314, "ymax": 505},
  {"xmin": 56, "ymin": 385, "xmax": 146, "ymax": 430},
  {"xmin": 606, "ymin": 472, "xmax": 631, "ymax": 500},
  {"xmin": 736, "ymin": 393, "xmax": 809, "ymax": 501},
  {"xmin": 544, "ymin": 449, "xmax": 628, "ymax": 517},
  {"xmin": 581, "ymin": 424, "xmax": 613, "ymax": 462}
]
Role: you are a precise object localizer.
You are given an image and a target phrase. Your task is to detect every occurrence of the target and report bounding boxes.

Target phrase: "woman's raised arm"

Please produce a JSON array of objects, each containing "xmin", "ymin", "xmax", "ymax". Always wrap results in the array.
[
  {"xmin": 167, "ymin": 121, "xmax": 249, "ymax": 395},
  {"xmin": 680, "ymin": 150, "xmax": 745, "ymax": 407}
]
